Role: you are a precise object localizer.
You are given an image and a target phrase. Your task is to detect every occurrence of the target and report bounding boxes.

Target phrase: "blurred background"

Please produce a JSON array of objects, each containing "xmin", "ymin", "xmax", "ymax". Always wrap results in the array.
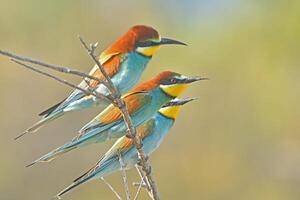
[{"xmin": 1, "ymin": 0, "xmax": 300, "ymax": 199}]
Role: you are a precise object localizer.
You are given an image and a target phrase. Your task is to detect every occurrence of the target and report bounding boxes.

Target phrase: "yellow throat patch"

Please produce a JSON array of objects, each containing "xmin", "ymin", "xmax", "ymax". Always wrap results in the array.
[
  {"xmin": 160, "ymin": 84, "xmax": 189, "ymax": 97},
  {"xmin": 159, "ymin": 106, "xmax": 181, "ymax": 119},
  {"xmin": 136, "ymin": 45, "xmax": 161, "ymax": 57}
]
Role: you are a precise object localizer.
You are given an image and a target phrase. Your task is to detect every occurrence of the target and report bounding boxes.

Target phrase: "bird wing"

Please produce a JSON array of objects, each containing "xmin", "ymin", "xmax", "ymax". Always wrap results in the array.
[
  {"xmin": 38, "ymin": 53, "xmax": 123, "ymax": 117},
  {"xmin": 87, "ymin": 53, "xmax": 123, "ymax": 88},
  {"xmin": 101, "ymin": 118, "xmax": 155, "ymax": 161},
  {"xmin": 38, "ymin": 98, "xmax": 66, "ymax": 116},
  {"xmin": 73, "ymin": 118, "xmax": 155, "ymax": 183},
  {"xmin": 74, "ymin": 91, "xmax": 152, "ymax": 141}
]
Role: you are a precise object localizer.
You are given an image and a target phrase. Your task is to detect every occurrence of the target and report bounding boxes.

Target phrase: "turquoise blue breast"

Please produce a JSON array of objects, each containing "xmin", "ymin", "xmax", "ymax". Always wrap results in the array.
[
  {"xmin": 146, "ymin": 114, "xmax": 174, "ymax": 153},
  {"xmin": 108, "ymin": 88, "xmax": 173, "ymax": 138},
  {"xmin": 111, "ymin": 52, "xmax": 151, "ymax": 94},
  {"xmin": 123, "ymin": 114, "xmax": 174, "ymax": 159}
]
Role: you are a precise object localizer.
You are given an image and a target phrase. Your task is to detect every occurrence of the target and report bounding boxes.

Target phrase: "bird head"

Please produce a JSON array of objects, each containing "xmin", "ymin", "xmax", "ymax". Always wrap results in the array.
[
  {"xmin": 102, "ymin": 25, "xmax": 186, "ymax": 59},
  {"xmin": 133, "ymin": 25, "xmax": 186, "ymax": 57},
  {"xmin": 158, "ymin": 71, "xmax": 207, "ymax": 98},
  {"xmin": 159, "ymin": 97, "xmax": 197, "ymax": 119},
  {"xmin": 133, "ymin": 71, "xmax": 207, "ymax": 97}
]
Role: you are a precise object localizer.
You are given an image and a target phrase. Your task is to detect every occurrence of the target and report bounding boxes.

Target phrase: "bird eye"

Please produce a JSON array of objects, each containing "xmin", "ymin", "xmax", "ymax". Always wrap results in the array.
[{"xmin": 170, "ymin": 78, "xmax": 176, "ymax": 83}]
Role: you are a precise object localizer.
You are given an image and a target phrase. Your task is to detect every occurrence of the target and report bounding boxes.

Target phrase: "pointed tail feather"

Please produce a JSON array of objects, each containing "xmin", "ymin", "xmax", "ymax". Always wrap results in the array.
[
  {"xmin": 26, "ymin": 130, "xmax": 102, "ymax": 166},
  {"xmin": 39, "ymin": 99, "xmax": 65, "ymax": 117},
  {"xmin": 15, "ymin": 110, "xmax": 64, "ymax": 140},
  {"xmin": 26, "ymin": 145, "xmax": 77, "ymax": 167},
  {"xmin": 26, "ymin": 161, "xmax": 38, "ymax": 168},
  {"xmin": 56, "ymin": 154, "xmax": 122, "ymax": 198},
  {"xmin": 56, "ymin": 174, "xmax": 94, "ymax": 198},
  {"xmin": 14, "ymin": 131, "xmax": 30, "ymax": 140}
]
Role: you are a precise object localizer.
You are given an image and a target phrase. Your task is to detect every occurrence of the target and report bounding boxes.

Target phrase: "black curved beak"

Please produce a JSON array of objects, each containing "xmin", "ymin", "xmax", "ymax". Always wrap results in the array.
[
  {"xmin": 159, "ymin": 38, "xmax": 187, "ymax": 46},
  {"xmin": 163, "ymin": 97, "xmax": 197, "ymax": 107},
  {"xmin": 182, "ymin": 76, "xmax": 209, "ymax": 84}
]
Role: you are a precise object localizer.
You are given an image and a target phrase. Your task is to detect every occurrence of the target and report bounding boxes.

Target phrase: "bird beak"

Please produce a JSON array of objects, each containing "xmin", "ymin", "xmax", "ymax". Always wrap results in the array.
[
  {"xmin": 182, "ymin": 76, "xmax": 209, "ymax": 83},
  {"xmin": 159, "ymin": 38, "xmax": 187, "ymax": 46},
  {"xmin": 163, "ymin": 97, "xmax": 197, "ymax": 107}
]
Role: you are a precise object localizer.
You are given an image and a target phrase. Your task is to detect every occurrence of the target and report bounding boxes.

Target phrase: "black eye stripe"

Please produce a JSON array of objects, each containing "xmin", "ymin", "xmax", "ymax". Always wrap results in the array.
[
  {"xmin": 136, "ymin": 41, "xmax": 158, "ymax": 47},
  {"xmin": 160, "ymin": 77, "xmax": 189, "ymax": 85},
  {"xmin": 161, "ymin": 78, "xmax": 181, "ymax": 85}
]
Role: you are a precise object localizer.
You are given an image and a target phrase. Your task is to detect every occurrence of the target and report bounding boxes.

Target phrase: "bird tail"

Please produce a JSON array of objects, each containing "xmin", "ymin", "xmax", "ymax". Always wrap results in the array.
[
  {"xmin": 26, "ymin": 143, "xmax": 76, "ymax": 167},
  {"xmin": 55, "ymin": 173, "xmax": 95, "ymax": 199},
  {"xmin": 15, "ymin": 110, "xmax": 64, "ymax": 140},
  {"xmin": 54, "ymin": 154, "xmax": 121, "ymax": 198},
  {"xmin": 25, "ymin": 129, "xmax": 100, "ymax": 167}
]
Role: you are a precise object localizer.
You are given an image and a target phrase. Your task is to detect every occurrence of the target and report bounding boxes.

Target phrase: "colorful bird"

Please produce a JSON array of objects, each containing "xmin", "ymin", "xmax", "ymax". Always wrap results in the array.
[
  {"xmin": 54, "ymin": 97, "xmax": 196, "ymax": 198},
  {"xmin": 27, "ymin": 71, "xmax": 205, "ymax": 166},
  {"xmin": 16, "ymin": 25, "xmax": 186, "ymax": 140}
]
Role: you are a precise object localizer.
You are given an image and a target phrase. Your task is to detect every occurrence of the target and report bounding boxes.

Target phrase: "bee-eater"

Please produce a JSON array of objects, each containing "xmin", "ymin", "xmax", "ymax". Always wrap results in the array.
[
  {"xmin": 54, "ymin": 97, "xmax": 196, "ymax": 198},
  {"xmin": 27, "ymin": 71, "xmax": 205, "ymax": 167},
  {"xmin": 16, "ymin": 25, "xmax": 186, "ymax": 140}
]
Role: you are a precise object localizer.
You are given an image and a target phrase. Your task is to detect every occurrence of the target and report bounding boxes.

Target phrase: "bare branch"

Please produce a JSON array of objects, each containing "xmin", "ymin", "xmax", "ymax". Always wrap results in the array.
[
  {"xmin": 10, "ymin": 59, "xmax": 113, "ymax": 102},
  {"xmin": 133, "ymin": 180, "xmax": 143, "ymax": 200},
  {"xmin": 1, "ymin": 37, "xmax": 161, "ymax": 199},
  {"xmin": 101, "ymin": 177, "xmax": 122, "ymax": 200},
  {"xmin": 132, "ymin": 182, "xmax": 147, "ymax": 188},
  {"xmin": 133, "ymin": 168, "xmax": 149, "ymax": 200},
  {"xmin": 135, "ymin": 166, "xmax": 153, "ymax": 199},
  {"xmin": 135, "ymin": 166, "xmax": 151, "ymax": 192},
  {"xmin": 118, "ymin": 151, "xmax": 131, "ymax": 200},
  {"xmin": 78, "ymin": 36, "xmax": 118, "ymax": 98},
  {"xmin": 78, "ymin": 36, "xmax": 160, "ymax": 200},
  {"xmin": 0, "ymin": 49, "xmax": 104, "ymax": 83}
]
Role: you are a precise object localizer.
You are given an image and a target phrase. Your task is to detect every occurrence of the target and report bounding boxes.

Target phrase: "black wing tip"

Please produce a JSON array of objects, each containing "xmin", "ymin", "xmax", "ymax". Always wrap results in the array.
[
  {"xmin": 39, "ymin": 99, "xmax": 65, "ymax": 117},
  {"xmin": 73, "ymin": 174, "xmax": 86, "ymax": 183},
  {"xmin": 55, "ymin": 183, "xmax": 77, "ymax": 199}
]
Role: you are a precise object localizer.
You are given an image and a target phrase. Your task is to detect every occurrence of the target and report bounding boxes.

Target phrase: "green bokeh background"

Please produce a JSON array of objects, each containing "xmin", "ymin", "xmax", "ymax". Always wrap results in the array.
[{"xmin": 1, "ymin": 1, "xmax": 300, "ymax": 199}]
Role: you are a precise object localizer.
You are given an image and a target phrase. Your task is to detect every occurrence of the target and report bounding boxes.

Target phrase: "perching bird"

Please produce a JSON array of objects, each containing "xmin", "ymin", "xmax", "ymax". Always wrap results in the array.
[
  {"xmin": 16, "ymin": 25, "xmax": 186, "ymax": 140},
  {"xmin": 55, "ymin": 97, "xmax": 196, "ymax": 199},
  {"xmin": 27, "ymin": 71, "xmax": 205, "ymax": 167}
]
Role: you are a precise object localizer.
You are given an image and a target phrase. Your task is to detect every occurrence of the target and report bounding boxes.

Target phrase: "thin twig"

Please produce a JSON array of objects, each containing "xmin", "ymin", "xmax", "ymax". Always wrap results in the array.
[
  {"xmin": 79, "ymin": 36, "xmax": 160, "ymax": 200},
  {"xmin": 133, "ymin": 180, "xmax": 143, "ymax": 200},
  {"xmin": 135, "ymin": 166, "xmax": 153, "ymax": 199},
  {"xmin": 78, "ymin": 36, "xmax": 116, "ymax": 95},
  {"xmin": 10, "ymin": 59, "xmax": 113, "ymax": 102},
  {"xmin": 132, "ymin": 182, "xmax": 147, "ymax": 188},
  {"xmin": 101, "ymin": 177, "xmax": 122, "ymax": 200},
  {"xmin": 117, "ymin": 151, "xmax": 131, "ymax": 200},
  {"xmin": 135, "ymin": 166, "xmax": 151, "ymax": 192},
  {"xmin": 0, "ymin": 49, "xmax": 104, "ymax": 83},
  {"xmin": 133, "ymin": 167, "xmax": 149, "ymax": 200}
]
